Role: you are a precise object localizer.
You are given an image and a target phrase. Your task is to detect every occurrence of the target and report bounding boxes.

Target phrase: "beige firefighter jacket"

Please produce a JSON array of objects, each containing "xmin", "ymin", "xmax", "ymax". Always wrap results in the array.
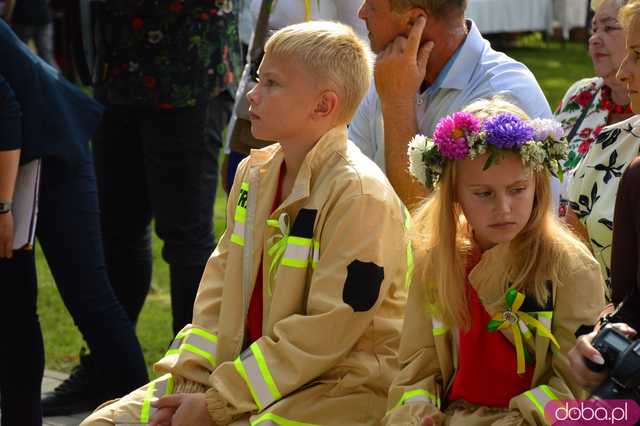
[
  {"xmin": 383, "ymin": 242, "xmax": 606, "ymax": 426},
  {"xmin": 154, "ymin": 126, "xmax": 410, "ymax": 425}
]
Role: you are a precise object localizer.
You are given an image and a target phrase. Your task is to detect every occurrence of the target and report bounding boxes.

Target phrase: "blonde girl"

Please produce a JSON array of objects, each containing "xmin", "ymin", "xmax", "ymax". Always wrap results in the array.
[{"xmin": 383, "ymin": 98, "xmax": 606, "ymax": 425}]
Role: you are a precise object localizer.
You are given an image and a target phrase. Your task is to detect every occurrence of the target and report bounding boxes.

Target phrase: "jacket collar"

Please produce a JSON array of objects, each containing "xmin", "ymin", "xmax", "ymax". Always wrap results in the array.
[
  {"xmin": 248, "ymin": 125, "xmax": 349, "ymax": 210},
  {"xmin": 435, "ymin": 20, "xmax": 484, "ymax": 92}
]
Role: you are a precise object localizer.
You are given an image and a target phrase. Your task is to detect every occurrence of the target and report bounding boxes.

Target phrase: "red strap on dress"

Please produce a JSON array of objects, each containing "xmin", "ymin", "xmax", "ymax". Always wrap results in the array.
[
  {"xmin": 246, "ymin": 162, "xmax": 286, "ymax": 345},
  {"xmin": 447, "ymin": 250, "xmax": 534, "ymax": 407}
]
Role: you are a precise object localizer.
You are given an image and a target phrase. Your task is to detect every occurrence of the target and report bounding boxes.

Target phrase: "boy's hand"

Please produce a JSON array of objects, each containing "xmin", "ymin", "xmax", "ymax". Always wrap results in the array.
[
  {"xmin": 149, "ymin": 393, "xmax": 216, "ymax": 426},
  {"xmin": 374, "ymin": 16, "xmax": 434, "ymax": 107}
]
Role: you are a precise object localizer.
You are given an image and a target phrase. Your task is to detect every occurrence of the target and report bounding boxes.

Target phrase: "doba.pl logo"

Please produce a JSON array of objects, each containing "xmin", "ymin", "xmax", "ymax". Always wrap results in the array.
[{"xmin": 545, "ymin": 400, "xmax": 640, "ymax": 425}]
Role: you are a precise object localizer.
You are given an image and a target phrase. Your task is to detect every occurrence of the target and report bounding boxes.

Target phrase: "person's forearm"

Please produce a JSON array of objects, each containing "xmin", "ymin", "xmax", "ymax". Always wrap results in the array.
[
  {"xmin": 382, "ymin": 101, "xmax": 427, "ymax": 209},
  {"xmin": 0, "ymin": 149, "xmax": 20, "ymax": 202}
]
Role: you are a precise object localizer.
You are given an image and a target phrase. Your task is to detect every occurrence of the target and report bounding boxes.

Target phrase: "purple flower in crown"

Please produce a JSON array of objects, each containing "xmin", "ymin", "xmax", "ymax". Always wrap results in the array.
[
  {"xmin": 433, "ymin": 112, "xmax": 482, "ymax": 160},
  {"xmin": 483, "ymin": 113, "xmax": 534, "ymax": 149}
]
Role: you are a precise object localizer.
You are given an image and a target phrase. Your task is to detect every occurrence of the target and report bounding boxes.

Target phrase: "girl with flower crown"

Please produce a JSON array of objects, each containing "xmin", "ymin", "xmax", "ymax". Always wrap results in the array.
[{"xmin": 382, "ymin": 98, "xmax": 606, "ymax": 426}]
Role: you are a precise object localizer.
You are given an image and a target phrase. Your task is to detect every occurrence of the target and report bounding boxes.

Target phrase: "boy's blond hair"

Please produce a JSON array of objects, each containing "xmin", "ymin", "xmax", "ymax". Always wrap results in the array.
[{"xmin": 264, "ymin": 21, "xmax": 372, "ymax": 125}]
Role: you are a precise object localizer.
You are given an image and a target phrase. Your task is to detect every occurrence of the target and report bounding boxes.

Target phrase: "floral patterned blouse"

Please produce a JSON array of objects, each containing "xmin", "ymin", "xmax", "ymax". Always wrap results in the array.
[
  {"xmin": 554, "ymin": 77, "xmax": 609, "ymax": 172},
  {"xmin": 568, "ymin": 115, "xmax": 640, "ymax": 289},
  {"xmin": 95, "ymin": 0, "xmax": 241, "ymax": 109}
]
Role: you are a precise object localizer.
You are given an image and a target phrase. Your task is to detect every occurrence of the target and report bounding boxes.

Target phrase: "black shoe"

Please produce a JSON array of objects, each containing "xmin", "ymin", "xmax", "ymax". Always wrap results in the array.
[{"xmin": 41, "ymin": 351, "xmax": 105, "ymax": 416}]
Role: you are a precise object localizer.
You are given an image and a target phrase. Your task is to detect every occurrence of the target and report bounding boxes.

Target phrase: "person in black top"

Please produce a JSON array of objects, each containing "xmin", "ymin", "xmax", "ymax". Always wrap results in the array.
[
  {"xmin": 3, "ymin": 0, "xmax": 57, "ymax": 67},
  {"xmin": 0, "ymin": 19, "xmax": 148, "ymax": 423},
  {"xmin": 89, "ymin": 1, "xmax": 240, "ymax": 338}
]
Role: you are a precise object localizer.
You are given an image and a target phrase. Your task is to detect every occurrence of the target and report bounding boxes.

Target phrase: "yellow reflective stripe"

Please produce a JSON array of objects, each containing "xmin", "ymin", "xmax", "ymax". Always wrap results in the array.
[
  {"xmin": 231, "ymin": 222, "xmax": 246, "ymax": 246},
  {"xmin": 429, "ymin": 304, "xmax": 449, "ymax": 335},
  {"xmin": 524, "ymin": 385, "xmax": 558, "ymax": 416},
  {"xmin": 281, "ymin": 258, "xmax": 308, "ymax": 268},
  {"xmin": 402, "ymin": 207, "xmax": 413, "ymax": 288},
  {"xmin": 140, "ymin": 381, "xmax": 156, "ymax": 423},
  {"xmin": 179, "ymin": 343, "xmax": 216, "ymax": 368},
  {"xmin": 394, "ymin": 389, "xmax": 440, "ymax": 409},
  {"xmin": 405, "ymin": 242, "xmax": 414, "ymax": 289},
  {"xmin": 279, "ymin": 237, "xmax": 313, "ymax": 269},
  {"xmin": 231, "ymin": 182, "xmax": 249, "ymax": 245},
  {"xmin": 251, "ymin": 412, "xmax": 320, "ymax": 426},
  {"xmin": 540, "ymin": 385, "xmax": 558, "ymax": 401},
  {"xmin": 251, "ymin": 343, "xmax": 282, "ymax": 404},
  {"xmin": 164, "ymin": 327, "xmax": 218, "ymax": 367},
  {"xmin": 537, "ymin": 311, "xmax": 553, "ymax": 329},
  {"xmin": 234, "ymin": 357, "xmax": 264, "ymax": 410},
  {"xmin": 235, "ymin": 343, "xmax": 282, "ymax": 410},
  {"xmin": 235, "ymin": 182, "xmax": 249, "ymax": 222},
  {"xmin": 311, "ymin": 240, "xmax": 319, "ymax": 268},
  {"xmin": 432, "ymin": 325, "xmax": 448, "ymax": 336},
  {"xmin": 140, "ymin": 374, "xmax": 174, "ymax": 423},
  {"xmin": 281, "ymin": 237, "xmax": 312, "ymax": 268}
]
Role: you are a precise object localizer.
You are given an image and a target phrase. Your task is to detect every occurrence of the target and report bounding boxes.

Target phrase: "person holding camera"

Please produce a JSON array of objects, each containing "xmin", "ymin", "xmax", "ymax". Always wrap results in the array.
[
  {"xmin": 568, "ymin": 0, "xmax": 640, "ymax": 396},
  {"xmin": 568, "ymin": 158, "xmax": 640, "ymax": 399}
]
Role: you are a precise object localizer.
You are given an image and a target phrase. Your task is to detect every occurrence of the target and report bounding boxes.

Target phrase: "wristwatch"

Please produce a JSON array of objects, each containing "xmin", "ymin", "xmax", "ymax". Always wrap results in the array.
[{"xmin": 0, "ymin": 201, "xmax": 12, "ymax": 214}]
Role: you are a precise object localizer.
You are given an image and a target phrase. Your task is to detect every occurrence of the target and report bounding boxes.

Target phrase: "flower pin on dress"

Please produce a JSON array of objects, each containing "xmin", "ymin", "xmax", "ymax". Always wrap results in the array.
[{"xmin": 487, "ymin": 288, "xmax": 560, "ymax": 374}]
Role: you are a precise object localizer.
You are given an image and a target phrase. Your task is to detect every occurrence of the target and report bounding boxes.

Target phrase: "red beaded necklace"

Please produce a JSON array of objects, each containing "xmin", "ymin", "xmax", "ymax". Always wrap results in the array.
[{"xmin": 601, "ymin": 85, "xmax": 633, "ymax": 114}]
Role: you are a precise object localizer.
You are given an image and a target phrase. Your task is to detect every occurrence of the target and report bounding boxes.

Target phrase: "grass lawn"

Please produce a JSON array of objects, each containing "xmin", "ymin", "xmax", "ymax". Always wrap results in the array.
[{"xmin": 37, "ymin": 40, "xmax": 594, "ymax": 377}]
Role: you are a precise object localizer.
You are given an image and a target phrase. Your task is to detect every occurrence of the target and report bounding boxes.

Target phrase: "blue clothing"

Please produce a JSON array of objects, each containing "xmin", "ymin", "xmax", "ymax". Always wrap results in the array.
[
  {"xmin": 0, "ymin": 76, "xmax": 21, "ymax": 148},
  {"xmin": 349, "ymin": 20, "xmax": 552, "ymax": 170},
  {"xmin": 0, "ymin": 19, "xmax": 103, "ymax": 165},
  {"xmin": 0, "ymin": 19, "xmax": 148, "ymax": 424}
]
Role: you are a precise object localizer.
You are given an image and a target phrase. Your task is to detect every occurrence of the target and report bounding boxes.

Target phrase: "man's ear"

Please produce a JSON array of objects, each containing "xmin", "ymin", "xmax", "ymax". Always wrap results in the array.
[
  {"xmin": 313, "ymin": 90, "xmax": 339, "ymax": 119},
  {"xmin": 405, "ymin": 8, "xmax": 429, "ymax": 36}
]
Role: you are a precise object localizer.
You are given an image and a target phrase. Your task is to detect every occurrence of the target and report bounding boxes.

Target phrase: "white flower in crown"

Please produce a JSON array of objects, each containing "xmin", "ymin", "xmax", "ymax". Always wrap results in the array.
[
  {"xmin": 520, "ymin": 141, "xmax": 547, "ymax": 171},
  {"xmin": 408, "ymin": 134, "xmax": 428, "ymax": 186},
  {"xmin": 549, "ymin": 140, "xmax": 568, "ymax": 157},
  {"xmin": 529, "ymin": 118, "xmax": 564, "ymax": 141}
]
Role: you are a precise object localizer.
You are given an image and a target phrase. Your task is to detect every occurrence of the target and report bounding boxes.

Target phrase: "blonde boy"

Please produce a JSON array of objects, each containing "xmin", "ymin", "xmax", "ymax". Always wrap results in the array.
[{"xmin": 81, "ymin": 21, "xmax": 409, "ymax": 426}]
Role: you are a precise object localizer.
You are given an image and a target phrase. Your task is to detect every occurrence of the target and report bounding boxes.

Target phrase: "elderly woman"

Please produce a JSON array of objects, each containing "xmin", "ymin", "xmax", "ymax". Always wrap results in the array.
[
  {"xmin": 556, "ymin": 0, "xmax": 633, "ymax": 172},
  {"xmin": 568, "ymin": 0, "xmax": 640, "ymax": 292}
]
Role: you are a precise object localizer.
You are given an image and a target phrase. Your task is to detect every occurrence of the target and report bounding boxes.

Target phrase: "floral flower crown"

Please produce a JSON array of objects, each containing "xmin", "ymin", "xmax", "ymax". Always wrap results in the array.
[{"xmin": 408, "ymin": 112, "xmax": 569, "ymax": 188}]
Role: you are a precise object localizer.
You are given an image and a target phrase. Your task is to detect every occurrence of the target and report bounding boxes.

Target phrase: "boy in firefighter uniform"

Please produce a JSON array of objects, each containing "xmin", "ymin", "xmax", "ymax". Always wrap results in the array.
[{"xmin": 81, "ymin": 21, "xmax": 410, "ymax": 426}]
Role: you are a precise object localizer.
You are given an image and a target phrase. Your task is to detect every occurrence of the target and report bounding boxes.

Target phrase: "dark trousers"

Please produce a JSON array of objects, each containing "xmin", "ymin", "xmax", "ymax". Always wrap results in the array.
[
  {"xmin": 92, "ymin": 93, "xmax": 232, "ymax": 334},
  {"xmin": 0, "ymin": 157, "xmax": 148, "ymax": 426}
]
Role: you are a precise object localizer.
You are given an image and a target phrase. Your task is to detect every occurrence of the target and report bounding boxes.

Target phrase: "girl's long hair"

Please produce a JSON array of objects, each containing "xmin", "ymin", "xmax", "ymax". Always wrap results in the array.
[{"xmin": 411, "ymin": 99, "xmax": 592, "ymax": 329}]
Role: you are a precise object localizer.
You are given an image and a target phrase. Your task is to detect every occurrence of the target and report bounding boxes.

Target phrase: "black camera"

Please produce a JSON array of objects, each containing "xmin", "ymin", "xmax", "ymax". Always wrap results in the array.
[{"xmin": 585, "ymin": 327, "xmax": 640, "ymax": 401}]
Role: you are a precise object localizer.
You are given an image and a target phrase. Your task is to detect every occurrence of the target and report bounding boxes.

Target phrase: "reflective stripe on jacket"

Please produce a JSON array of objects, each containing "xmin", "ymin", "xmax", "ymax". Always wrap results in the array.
[
  {"xmin": 383, "ymin": 242, "xmax": 606, "ymax": 425},
  {"xmin": 155, "ymin": 126, "xmax": 409, "ymax": 425}
]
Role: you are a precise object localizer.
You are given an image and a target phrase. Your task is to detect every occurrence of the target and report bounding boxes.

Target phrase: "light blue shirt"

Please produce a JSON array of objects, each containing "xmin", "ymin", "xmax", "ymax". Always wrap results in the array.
[{"xmin": 349, "ymin": 20, "xmax": 552, "ymax": 170}]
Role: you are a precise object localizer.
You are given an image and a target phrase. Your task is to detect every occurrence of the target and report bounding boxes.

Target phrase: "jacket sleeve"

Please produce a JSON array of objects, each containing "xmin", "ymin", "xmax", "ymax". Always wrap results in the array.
[
  {"xmin": 153, "ymin": 158, "xmax": 250, "ymax": 393},
  {"xmin": 508, "ymin": 256, "xmax": 606, "ymax": 424},
  {"xmin": 0, "ymin": 74, "xmax": 22, "ymax": 152},
  {"xmin": 382, "ymin": 267, "xmax": 447, "ymax": 426},
  {"xmin": 205, "ymin": 191, "xmax": 408, "ymax": 424}
]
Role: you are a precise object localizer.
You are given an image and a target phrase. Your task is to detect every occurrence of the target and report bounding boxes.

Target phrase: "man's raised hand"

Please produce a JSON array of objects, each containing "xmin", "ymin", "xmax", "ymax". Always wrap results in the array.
[{"xmin": 374, "ymin": 16, "xmax": 434, "ymax": 106}]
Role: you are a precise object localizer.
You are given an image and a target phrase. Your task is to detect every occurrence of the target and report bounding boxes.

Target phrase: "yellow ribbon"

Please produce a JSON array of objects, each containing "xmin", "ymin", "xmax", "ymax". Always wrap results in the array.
[
  {"xmin": 266, "ymin": 213, "xmax": 289, "ymax": 296},
  {"xmin": 489, "ymin": 289, "xmax": 559, "ymax": 375}
]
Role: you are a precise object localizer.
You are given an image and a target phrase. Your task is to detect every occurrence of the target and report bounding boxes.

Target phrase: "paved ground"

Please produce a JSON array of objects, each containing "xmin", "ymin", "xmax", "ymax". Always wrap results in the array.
[{"xmin": 0, "ymin": 370, "xmax": 91, "ymax": 426}]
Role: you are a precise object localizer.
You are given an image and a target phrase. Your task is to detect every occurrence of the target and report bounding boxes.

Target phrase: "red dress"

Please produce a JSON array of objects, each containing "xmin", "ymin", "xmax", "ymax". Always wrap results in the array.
[{"xmin": 447, "ymin": 250, "xmax": 534, "ymax": 407}]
